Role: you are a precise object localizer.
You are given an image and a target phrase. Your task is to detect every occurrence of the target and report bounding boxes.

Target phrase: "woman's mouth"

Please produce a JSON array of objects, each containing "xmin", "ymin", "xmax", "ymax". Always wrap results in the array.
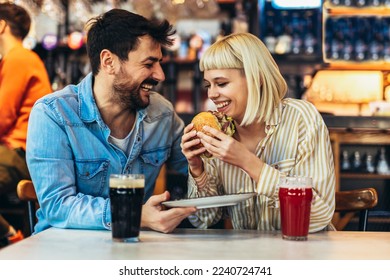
[{"xmin": 215, "ymin": 101, "xmax": 231, "ymax": 110}]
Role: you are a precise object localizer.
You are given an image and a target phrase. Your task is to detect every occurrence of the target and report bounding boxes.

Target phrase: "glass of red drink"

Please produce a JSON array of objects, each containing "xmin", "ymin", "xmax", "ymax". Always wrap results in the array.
[{"xmin": 278, "ymin": 176, "xmax": 313, "ymax": 241}]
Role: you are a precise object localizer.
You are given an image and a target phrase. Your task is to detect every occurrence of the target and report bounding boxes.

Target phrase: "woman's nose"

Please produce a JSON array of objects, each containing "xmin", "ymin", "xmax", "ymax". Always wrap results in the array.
[{"xmin": 208, "ymin": 87, "xmax": 220, "ymax": 99}]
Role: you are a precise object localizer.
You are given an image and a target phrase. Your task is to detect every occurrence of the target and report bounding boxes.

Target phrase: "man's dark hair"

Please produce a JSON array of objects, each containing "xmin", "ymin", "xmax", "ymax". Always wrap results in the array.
[
  {"xmin": 0, "ymin": 2, "xmax": 31, "ymax": 40},
  {"xmin": 86, "ymin": 9, "xmax": 176, "ymax": 76}
]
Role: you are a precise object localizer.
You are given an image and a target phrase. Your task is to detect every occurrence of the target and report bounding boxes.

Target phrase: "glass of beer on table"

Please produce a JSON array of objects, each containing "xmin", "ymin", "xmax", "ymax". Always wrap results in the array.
[
  {"xmin": 109, "ymin": 174, "xmax": 145, "ymax": 242},
  {"xmin": 278, "ymin": 175, "xmax": 313, "ymax": 241}
]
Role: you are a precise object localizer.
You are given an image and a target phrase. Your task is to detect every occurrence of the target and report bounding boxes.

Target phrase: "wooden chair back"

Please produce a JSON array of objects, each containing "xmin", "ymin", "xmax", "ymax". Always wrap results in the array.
[
  {"xmin": 16, "ymin": 180, "xmax": 38, "ymax": 236},
  {"xmin": 335, "ymin": 188, "xmax": 378, "ymax": 231}
]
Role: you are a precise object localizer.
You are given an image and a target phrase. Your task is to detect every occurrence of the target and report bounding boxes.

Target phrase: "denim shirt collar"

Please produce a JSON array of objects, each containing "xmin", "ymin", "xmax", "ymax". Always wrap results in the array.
[{"xmin": 77, "ymin": 73, "xmax": 146, "ymax": 128}]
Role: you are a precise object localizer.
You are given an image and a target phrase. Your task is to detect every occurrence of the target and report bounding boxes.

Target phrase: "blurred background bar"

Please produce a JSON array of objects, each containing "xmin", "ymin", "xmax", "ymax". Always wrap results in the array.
[{"xmin": 1, "ymin": 0, "xmax": 390, "ymax": 232}]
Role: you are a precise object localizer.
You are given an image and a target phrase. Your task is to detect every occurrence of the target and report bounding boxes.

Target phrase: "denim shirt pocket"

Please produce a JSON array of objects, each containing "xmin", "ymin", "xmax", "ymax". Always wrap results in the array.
[
  {"xmin": 140, "ymin": 148, "xmax": 170, "ymax": 168},
  {"xmin": 75, "ymin": 159, "xmax": 109, "ymax": 196}
]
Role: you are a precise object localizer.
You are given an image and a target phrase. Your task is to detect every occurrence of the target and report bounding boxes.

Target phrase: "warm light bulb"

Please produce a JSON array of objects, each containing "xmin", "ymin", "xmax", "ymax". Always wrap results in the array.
[{"xmin": 68, "ymin": 31, "xmax": 84, "ymax": 50}]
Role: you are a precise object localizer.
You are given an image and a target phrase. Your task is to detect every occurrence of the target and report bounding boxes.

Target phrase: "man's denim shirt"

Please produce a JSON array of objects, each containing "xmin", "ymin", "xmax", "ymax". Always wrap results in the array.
[{"xmin": 26, "ymin": 73, "xmax": 188, "ymax": 233}]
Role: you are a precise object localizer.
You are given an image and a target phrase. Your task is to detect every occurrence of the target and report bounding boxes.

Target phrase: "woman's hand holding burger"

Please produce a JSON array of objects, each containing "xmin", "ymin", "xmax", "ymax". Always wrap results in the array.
[
  {"xmin": 181, "ymin": 123, "xmax": 206, "ymax": 177},
  {"xmin": 196, "ymin": 125, "xmax": 238, "ymax": 163},
  {"xmin": 182, "ymin": 111, "xmax": 265, "ymax": 184},
  {"xmin": 181, "ymin": 111, "xmax": 236, "ymax": 177}
]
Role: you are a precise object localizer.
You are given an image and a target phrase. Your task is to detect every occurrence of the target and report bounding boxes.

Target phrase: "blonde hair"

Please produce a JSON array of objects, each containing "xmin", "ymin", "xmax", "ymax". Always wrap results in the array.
[{"xmin": 199, "ymin": 33, "xmax": 287, "ymax": 126}]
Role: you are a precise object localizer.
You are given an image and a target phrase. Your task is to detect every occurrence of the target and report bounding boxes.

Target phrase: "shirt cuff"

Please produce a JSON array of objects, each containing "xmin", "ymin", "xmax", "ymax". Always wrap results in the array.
[
  {"xmin": 103, "ymin": 199, "xmax": 112, "ymax": 230},
  {"xmin": 193, "ymin": 171, "xmax": 207, "ymax": 189},
  {"xmin": 257, "ymin": 164, "xmax": 280, "ymax": 198}
]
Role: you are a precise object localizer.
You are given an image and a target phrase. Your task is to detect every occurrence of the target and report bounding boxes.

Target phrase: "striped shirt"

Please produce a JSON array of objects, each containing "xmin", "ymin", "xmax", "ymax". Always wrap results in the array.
[{"xmin": 187, "ymin": 98, "xmax": 335, "ymax": 233}]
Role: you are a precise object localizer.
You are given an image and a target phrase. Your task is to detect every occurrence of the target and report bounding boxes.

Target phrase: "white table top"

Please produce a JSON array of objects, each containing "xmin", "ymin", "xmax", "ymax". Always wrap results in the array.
[{"xmin": 0, "ymin": 228, "xmax": 389, "ymax": 260}]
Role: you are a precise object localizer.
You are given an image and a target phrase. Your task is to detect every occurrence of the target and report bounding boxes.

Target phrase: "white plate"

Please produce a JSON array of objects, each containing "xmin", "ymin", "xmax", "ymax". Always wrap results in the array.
[{"xmin": 162, "ymin": 192, "xmax": 257, "ymax": 209}]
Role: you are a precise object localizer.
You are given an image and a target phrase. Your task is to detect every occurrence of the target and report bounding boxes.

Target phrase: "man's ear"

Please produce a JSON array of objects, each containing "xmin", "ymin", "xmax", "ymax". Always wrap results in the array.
[
  {"xmin": 100, "ymin": 49, "xmax": 115, "ymax": 74},
  {"xmin": 0, "ymin": 20, "xmax": 7, "ymax": 34}
]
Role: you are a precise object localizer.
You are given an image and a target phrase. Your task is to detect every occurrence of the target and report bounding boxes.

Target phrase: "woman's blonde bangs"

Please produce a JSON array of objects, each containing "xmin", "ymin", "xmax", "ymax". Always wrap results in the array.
[{"xmin": 199, "ymin": 40, "xmax": 243, "ymax": 71}]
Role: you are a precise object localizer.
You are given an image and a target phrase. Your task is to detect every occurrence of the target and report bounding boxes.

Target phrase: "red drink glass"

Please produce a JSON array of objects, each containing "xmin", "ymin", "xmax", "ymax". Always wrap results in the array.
[{"xmin": 278, "ymin": 176, "xmax": 313, "ymax": 241}]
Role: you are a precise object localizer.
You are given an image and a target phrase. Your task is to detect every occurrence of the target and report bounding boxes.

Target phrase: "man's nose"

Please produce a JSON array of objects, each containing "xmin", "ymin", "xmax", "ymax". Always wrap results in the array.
[{"xmin": 152, "ymin": 63, "xmax": 165, "ymax": 82}]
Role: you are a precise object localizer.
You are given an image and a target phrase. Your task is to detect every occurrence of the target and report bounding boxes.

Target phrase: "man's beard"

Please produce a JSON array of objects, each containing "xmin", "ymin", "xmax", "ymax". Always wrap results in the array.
[
  {"xmin": 113, "ymin": 75, "xmax": 158, "ymax": 111},
  {"xmin": 112, "ymin": 80, "xmax": 149, "ymax": 111}
]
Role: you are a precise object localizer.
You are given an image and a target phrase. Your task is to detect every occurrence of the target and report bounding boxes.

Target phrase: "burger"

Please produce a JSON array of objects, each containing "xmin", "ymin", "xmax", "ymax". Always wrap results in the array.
[{"xmin": 191, "ymin": 111, "xmax": 236, "ymax": 159}]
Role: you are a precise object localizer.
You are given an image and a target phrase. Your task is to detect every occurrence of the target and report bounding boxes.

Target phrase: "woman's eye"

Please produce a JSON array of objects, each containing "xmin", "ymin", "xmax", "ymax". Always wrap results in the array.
[
  {"xmin": 203, "ymin": 84, "xmax": 210, "ymax": 89},
  {"xmin": 217, "ymin": 82, "xmax": 228, "ymax": 87}
]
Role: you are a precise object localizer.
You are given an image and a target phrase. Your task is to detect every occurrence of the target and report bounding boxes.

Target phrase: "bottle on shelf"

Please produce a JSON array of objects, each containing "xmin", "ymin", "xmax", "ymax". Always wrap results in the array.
[
  {"xmin": 178, "ymin": 35, "xmax": 189, "ymax": 59},
  {"xmin": 303, "ymin": 13, "xmax": 316, "ymax": 55},
  {"xmin": 341, "ymin": 150, "xmax": 351, "ymax": 172},
  {"xmin": 355, "ymin": 18, "xmax": 369, "ymax": 61},
  {"xmin": 356, "ymin": 0, "xmax": 367, "ymax": 7},
  {"xmin": 291, "ymin": 32, "xmax": 303, "ymax": 54},
  {"xmin": 383, "ymin": 40, "xmax": 390, "ymax": 62},
  {"xmin": 290, "ymin": 11, "xmax": 303, "ymax": 55},
  {"xmin": 353, "ymin": 151, "xmax": 362, "ymax": 172},
  {"xmin": 324, "ymin": 17, "xmax": 333, "ymax": 60},
  {"xmin": 377, "ymin": 148, "xmax": 390, "ymax": 175},
  {"xmin": 264, "ymin": 11, "xmax": 277, "ymax": 53},
  {"xmin": 368, "ymin": 0, "xmax": 382, "ymax": 7},
  {"xmin": 366, "ymin": 154, "xmax": 376, "ymax": 174},
  {"xmin": 368, "ymin": 38, "xmax": 381, "ymax": 61},
  {"xmin": 341, "ymin": 18, "xmax": 354, "ymax": 61},
  {"xmin": 367, "ymin": 17, "xmax": 383, "ymax": 61},
  {"xmin": 329, "ymin": 18, "xmax": 343, "ymax": 60},
  {"xmin": 275, "ymin": 11, "xmax": 292, "ymax": 55},
  {"xmin": 344, "ymin": 0, "xmax": 353, "ymax": 6},
  {"xmin": 382, "ymin": 18, "xmax": 390, "ymax": 61},
  {"xmin": 329, "ymin": 0, "xmax": 342, "ymax": 6}
]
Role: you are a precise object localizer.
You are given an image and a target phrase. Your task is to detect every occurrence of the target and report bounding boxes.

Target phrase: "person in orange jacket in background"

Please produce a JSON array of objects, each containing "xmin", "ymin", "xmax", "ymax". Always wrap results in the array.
[{"xmin": 0, "ymin": 2, "xmax": 51, "ymax": 247}]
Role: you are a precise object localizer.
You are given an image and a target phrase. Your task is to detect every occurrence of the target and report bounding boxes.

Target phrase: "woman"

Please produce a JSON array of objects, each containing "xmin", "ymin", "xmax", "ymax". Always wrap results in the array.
[{"xmin": 181, "ymin": 32, "xmax": 335, "ymax": 232}]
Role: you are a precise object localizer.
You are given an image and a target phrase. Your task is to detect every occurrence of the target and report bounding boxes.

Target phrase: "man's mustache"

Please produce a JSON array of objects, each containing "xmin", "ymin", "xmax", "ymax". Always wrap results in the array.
[{"xmin": 143, "ymin": 78, "xmax": 158, "ymax": 86}]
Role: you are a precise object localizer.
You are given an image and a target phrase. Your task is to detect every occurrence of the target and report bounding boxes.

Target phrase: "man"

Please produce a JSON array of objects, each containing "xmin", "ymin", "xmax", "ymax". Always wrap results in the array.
[
  {"xmin": 26, "ymin": 9, "xmax": 195, "ymax": 234},
  {"xmin": 0, "ymin": 2, "xmax": 51, "ymax": 245}
]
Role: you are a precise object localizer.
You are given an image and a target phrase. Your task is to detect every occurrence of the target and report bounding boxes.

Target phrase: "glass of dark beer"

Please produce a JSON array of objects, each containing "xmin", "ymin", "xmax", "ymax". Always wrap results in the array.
[{"xmin": 109, "ymin": 174, "xmax": 145, "ymax": 242}]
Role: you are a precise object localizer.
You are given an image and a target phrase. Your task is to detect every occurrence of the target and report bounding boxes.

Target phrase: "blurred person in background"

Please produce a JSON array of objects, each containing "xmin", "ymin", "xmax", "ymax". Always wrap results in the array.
[{"xmin": 0, "ymin": 2, "xmax": 51, "ymax": 247}]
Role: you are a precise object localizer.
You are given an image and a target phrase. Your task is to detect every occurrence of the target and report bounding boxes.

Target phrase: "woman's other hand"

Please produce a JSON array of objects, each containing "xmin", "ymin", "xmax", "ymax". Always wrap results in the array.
[{"xmin": 180, "ymin": 123, "xmax": 205, "ymax": 177}]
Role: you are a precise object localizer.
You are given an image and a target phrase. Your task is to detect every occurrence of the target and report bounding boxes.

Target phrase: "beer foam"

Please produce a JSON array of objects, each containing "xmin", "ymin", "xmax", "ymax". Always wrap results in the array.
[{"xmin": 109, "ymin": 178, "xmax": 145, "ymax": 189}]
